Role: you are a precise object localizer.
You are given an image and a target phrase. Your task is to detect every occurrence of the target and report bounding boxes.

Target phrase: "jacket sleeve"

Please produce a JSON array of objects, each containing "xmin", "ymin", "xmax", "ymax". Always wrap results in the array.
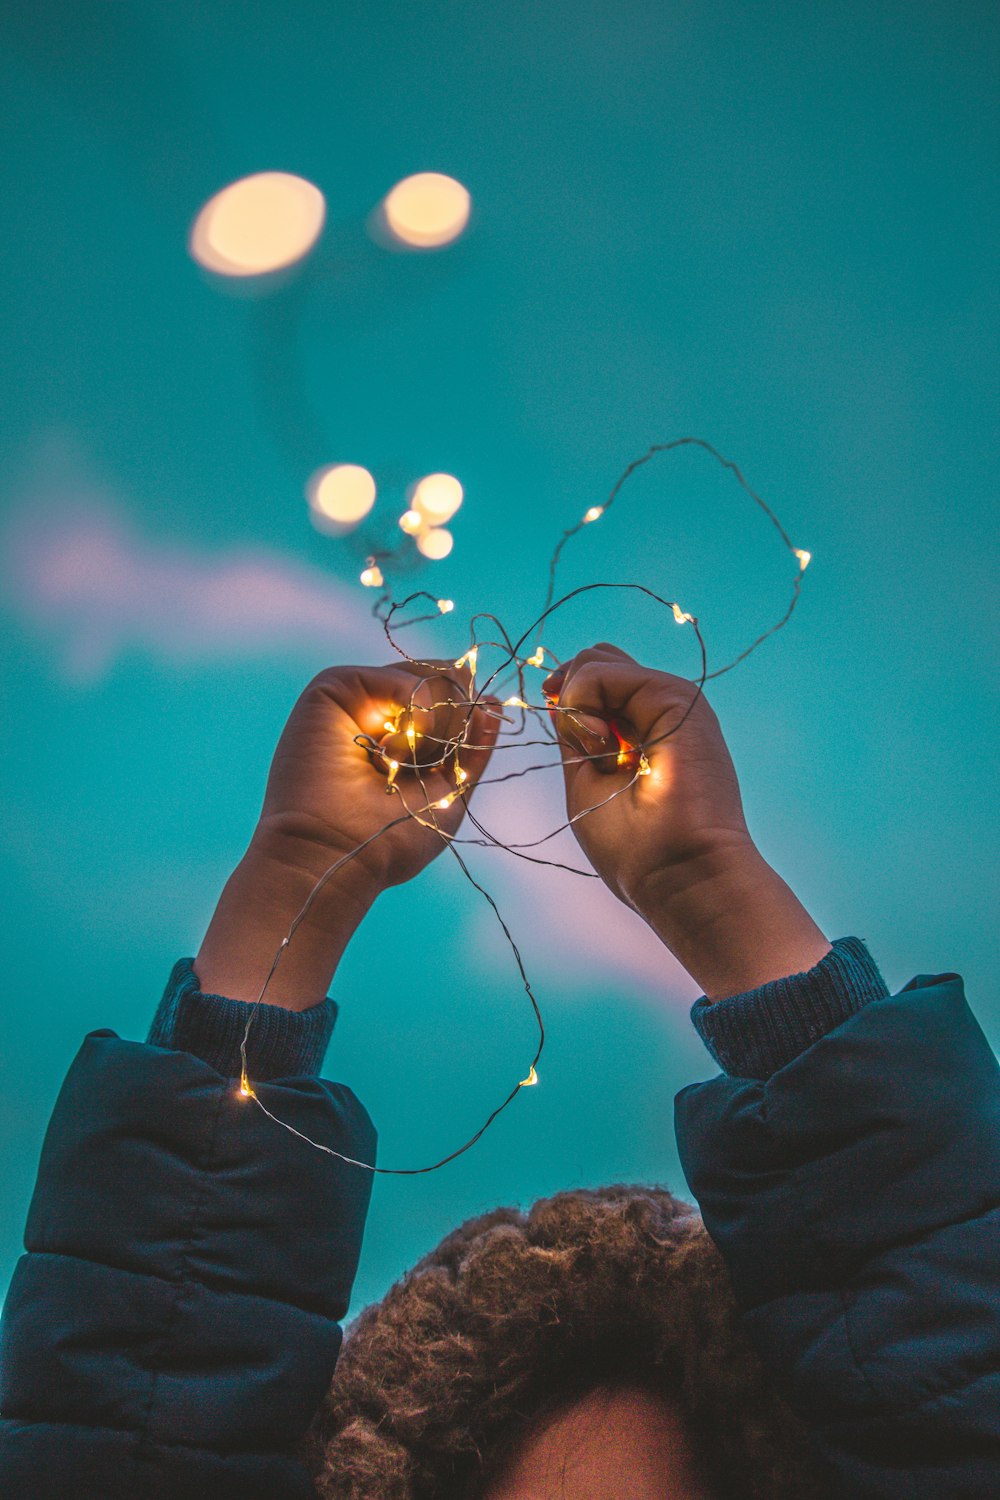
[
  {"xmin": 0, "ymin": 968, "xmax": 376, "ymax": 1500},
  {"xmin": 675, "ymin": 941, "xmax": 1000, "ymax": 1500}
]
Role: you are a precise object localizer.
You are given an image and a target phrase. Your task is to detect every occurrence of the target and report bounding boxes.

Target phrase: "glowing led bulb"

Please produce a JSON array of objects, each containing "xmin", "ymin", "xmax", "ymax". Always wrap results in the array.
[
  {"xmin": 504, "ymin": 696, "xmax": 528, "ymax": 708},
  {"xmin": 417, "ymin": 527, "xmax": 454, "ymax": 560},
  {"xmin": 616, "ymin": 746, "xmax": 631, "ymax": 767},
  {"xmin": 437, "ymin": 598, "xmax": 455, "ymax": 613},
  {"xmin": 435, "ymin": 792, "xmax": 457, "ymax": 810},
  {"xmin": 671, "ymin": 603, "xmax": 694, "ymax": 625},
  {"xmin": 190, "ymin": 172, "xmax": 326, "ymax": 276},
  {"xmin": 519, "ymin": 1065, "xmax": 539, "ymax": 1087},
  {"xmin": 385, "ymin": 758, "xmax": 400, "ymax": 788},
  {"xmin": 238, "ymin": 1072, "xmax": 255, "ymax": 1100},
  {"xmin": 412, "ymin": 472, "xmax": 464, "ymax": 523},
  {"xmin": 399, "ymin": 509, "xmax": 424, "ymax": 535},
  {"xmin": 383, "ymin": 172, "xmax": 471, "ymax": 248},
  {"xmin": 454, "ymin": 762, "xmax": 468, "ymax": 786},
  {"xmin": 638, "ymin": 754, "xmax": 652, "ymax": 777},
  {"xmin": 454, "ymin": 646, "xmax": 479, "ymax": 673},
  {"xmin": 583, "ymin": 506, "xmax": 604, "ymax": 524},
  {"xmin": 794, "ymin": 548, "xmax": 812, "ymax": 571},
  {"xmin": 526, "ymin": 646, "xmax": 545, "ymax": 668},
  {"xmin": 360, "ymin": 565, "xmax": 384, "ymax": 588},
  {"xmin": 307, "ymin": 464, "xmax": 376, "ymax": 528},
  {"xmin": 406, "ymin": 721, "xmax": 418, "ymax": 750}
]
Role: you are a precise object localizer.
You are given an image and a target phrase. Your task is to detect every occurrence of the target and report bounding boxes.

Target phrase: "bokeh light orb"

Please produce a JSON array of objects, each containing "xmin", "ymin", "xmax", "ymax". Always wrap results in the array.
[
  {"xmin": 190, "ymin": 172, "xmax": 326, "ymax": 276},
  {"xmin": 307, "ymin": 464, "xmax": 376, "ymax": 529},
  {"xmin": 383, "ymin": 173, "xmax": 471, "ymax": 248},
  {"xmin": 411, "ymin": 472, "xmax": 464, "ymax": 523},
  {"xmin": 417, "ymin": 527, "xmax": 454, "ymax": 560}
]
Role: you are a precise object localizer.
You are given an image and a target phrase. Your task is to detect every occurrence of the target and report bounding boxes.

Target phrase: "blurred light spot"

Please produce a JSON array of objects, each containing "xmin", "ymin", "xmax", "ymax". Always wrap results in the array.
[
  {"xmin": 398, "ymin": 508, "xmax": 424, "ymax": 535},
  {"xmin": 360, "ymin": 565, "xmax": 384, "ymax": 588},
  {"xmin": 417, "ymin": 527, "xmax": 454, "ymax": 560},
  {"xmin": 383, "ymin": 173, "xmax": 471, "ymax": 248},
  {"xmin": 190, "ymin": 172, "xmax": 326, "ymax": 276},
  {"xmin": 412, "ymin": 472, "xmax": 463, "ymax": 523},
  {"xmin": 307, "ymin": 464, "xmax": 376, "ymax": 528}
]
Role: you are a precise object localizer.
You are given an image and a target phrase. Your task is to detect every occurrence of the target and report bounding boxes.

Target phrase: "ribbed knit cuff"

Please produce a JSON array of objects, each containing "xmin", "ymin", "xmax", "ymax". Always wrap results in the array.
[
  {"xmin": 690, "ymin": 935, "xmax": 889, "ymax": 1080},
  {"xmin": 147, "ymin": 958, "xmax": 339, "ymax": 1081}
]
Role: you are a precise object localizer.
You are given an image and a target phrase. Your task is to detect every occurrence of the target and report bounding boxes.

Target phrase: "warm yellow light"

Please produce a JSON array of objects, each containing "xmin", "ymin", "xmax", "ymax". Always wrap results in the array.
[
  {"xmin": 385, "ymin": 758, "xmax": 400, "ymax": 788},
  {"xmin": 417, "ymin": 527, "xmax": 454, "ymax": 560},
  {"xmin": 360, "ymin": 565, "xmax": 384, "ymax": 588},
  {"xmin": 583, "ymin": 505, "xmax": 604, "ymax": 523},
  {"xmin": 454, "ymin": 645, "xmax": 479, "ymax": 673},
  {"xmin": 455, "ymin": 762, "xmax": 468, "ymax": 786},
  {"xmin": 437, "ymin": 598, "xmax": 455, "ymax": 613},
  {"xmin": 519, "ymin": 1064, "xmax": 539, "ymax": 1087},
  {"xmin": 412, "ymin": 472, "xmax": 464, "ymax": 523},
  {"xmin": 526, "ymin": 646, "xmax": 545, "ymax": 668},
  {"xmin": 794, "ymin": 548, "xmax": 812, "ymax": 571},
  {"xmin": 671, "ymin": 603, "xmax": 694, "ymax": 625},
  {"xmin": 406, "ymin": 721, "xmax": 417, "ymax": 748},
  {"xmin": 504, "ymin": 696, "xmax": 528, "ymax": 708},
  {"xmin": 399, "ymin": 508, "xmax": 424, "ymax": 535},
  {"xmin": 190, "ymin": 172, "xmax": 326, "ymax": 276},
  {"xmin": 435, "ymin": 792, "xmax": 457, "ymax": 810},
  {"xmin": 307, "ymin": 464, "xmax": 376, "ymax": 527},
  {"xmin": 638, "ymin": 754, "xmax": 652, "ymax": 777},
  {"xmin": 383, "ymin": 172, "xmax": 471, "ymax": 248},
  {"xmin": 617, "ymin": 746, "xmax": 630, "ymax": 767},
  {"xmin": 383, "ymin": 719, "xmax": 397, "ymax": 734},
  {"xmin": 238, "ymin": 1072, "xmax": 255, "ymax": 1100}
]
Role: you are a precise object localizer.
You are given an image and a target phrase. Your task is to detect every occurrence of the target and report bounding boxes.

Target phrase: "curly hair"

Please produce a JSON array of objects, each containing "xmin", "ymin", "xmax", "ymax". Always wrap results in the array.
[{"xmin": 301, "ymin": 1185, "xmax": 832, "ymax": 1500}]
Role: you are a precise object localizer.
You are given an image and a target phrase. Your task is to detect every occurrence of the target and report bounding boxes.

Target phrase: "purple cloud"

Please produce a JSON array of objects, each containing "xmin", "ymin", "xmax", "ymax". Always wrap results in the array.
[{"xmin": 2, "ymin": 459, "xmax": 389, "ymax": 682}]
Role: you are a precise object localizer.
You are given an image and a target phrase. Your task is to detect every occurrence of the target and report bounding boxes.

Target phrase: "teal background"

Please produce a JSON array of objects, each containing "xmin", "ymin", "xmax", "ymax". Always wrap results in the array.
[{"xmin": 1, "ymin": 1, "xmax": 997, "ymax": 1314}]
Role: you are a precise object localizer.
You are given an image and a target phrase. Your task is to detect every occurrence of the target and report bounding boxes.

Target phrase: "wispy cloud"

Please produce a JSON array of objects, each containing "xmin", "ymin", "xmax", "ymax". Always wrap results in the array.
[{"xmin": 2, "ymin": 445, "xmax": 386, "ymax": 681}]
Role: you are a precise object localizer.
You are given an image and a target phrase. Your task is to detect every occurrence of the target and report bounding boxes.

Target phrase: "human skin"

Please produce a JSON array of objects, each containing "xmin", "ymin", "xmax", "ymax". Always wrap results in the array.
[
  {"xmin": 482, "ymin": 1386, "xmax": 714, "ymax": 1500},
  {"xmin": 195, "ymin": 644, "xmax": 831, "ymax": 1495},
  {"xmin": 196, "ymin": 660, "xmax": 500, "ymax": 1005},
  {"xmin": 197, "ymin": 643, "xmax": 829, "ymax": 1004}
]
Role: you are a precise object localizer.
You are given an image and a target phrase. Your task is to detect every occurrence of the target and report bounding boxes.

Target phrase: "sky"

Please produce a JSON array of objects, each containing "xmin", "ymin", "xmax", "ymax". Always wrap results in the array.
[{"xmin": 1, "ymin": 0, "xmax": 997, "ymax": 1314}]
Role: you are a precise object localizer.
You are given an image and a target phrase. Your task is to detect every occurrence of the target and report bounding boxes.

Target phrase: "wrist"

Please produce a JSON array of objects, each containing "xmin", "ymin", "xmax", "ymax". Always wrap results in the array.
[
  {"xmin": 195, "ymin": 834, "xmax": 378, "ymax": 1009},
  {"xmin": 634, "ymin": 841, "xmax": 830, "ymax": 1001}
]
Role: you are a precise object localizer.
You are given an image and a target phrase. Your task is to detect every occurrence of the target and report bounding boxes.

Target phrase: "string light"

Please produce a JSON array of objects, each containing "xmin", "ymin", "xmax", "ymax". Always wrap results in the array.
[
  {"xmin": 582, "ymin": 505, "xmax": 604, "ymax": 523},
  {"xmin": 238, "ymin": 437, "xmax": 815, "ymax": 1174},
  {"xmin": 399, "ymin": 509, "xmax": 424, "ymax": 534},
  {"xmin": 360, "ymin": 564, "xmax": 384, "ymax": 588},
  {"xmin": 382, "ymin": 172, "xmax": 471, "ymax": 249},
  {"xmin": 417, "ymin": 527, "xmax": 454, "ymax": 560},
  {"xmin": 437, "ymin": 598, "xmax": 455, "ymax": 613},
  {"xmin": 190, "ymin": 172, "xmax": 326, "ymax": 276}
]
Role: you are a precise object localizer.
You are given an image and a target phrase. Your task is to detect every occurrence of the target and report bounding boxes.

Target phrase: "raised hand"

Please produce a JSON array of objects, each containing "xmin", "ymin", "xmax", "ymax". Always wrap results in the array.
[
  {"xmin": 547, "ymin": 643, "xmax": 829, "ymax": 1000},
  {"xmin": 196, "ymin": 662, "xmax": 499, "ymax": 1006}
]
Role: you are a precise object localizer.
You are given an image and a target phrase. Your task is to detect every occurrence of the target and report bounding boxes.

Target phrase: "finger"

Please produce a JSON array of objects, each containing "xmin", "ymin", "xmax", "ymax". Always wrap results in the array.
[{"xmin": 373, "ymin": 662, "xmax": 474, "ymax": 770}]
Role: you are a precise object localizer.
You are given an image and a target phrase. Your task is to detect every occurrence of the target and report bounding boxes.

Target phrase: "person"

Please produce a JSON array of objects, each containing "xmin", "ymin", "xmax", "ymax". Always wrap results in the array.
[{"xmin": 1, "ymin": 644, "xmax": 997, "ymax": 1499}]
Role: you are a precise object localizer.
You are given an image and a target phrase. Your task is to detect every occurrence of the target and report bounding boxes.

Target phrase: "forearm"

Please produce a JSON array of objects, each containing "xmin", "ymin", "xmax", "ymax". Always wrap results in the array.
[
  {"xmin": 637, "ymin": 842, "xmax": 830, "ymax": 1002},
  {"xmin": 196, "ymin": 834, "xmax": 378, "ymax": 1010}
]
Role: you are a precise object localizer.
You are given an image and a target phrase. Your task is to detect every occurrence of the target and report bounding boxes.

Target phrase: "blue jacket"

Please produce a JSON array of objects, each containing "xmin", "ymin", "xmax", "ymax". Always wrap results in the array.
[{"xmin": 1, "ymin": 937, "xmax": 998, "ymax": 1498}]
